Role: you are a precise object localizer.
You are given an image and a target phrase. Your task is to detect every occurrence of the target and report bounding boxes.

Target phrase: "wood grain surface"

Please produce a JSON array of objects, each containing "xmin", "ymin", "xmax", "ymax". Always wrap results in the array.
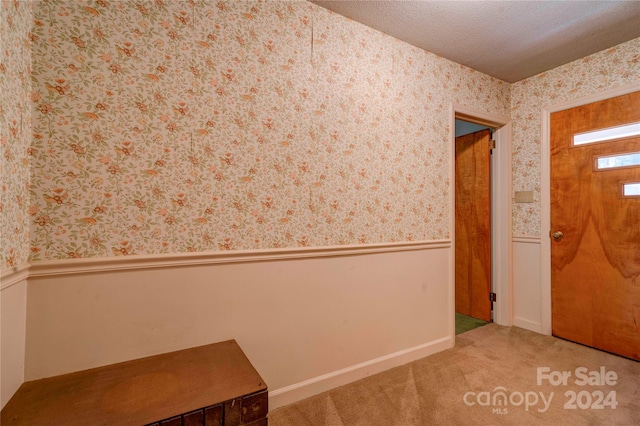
[
  {"xmin": 550, "ymin": 91, "xmax": 640, "ymax": 360},
  {"xmin": 455, "ymin": 129, "xmax": 492, "ymax": 322},
  {"xmin": 1, "ymin": 340, "xmax": 267, "ymax": 425}
]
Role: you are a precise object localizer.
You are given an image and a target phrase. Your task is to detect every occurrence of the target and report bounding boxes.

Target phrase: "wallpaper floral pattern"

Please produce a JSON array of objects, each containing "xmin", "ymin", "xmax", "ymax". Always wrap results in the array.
[
  {"xmin": 29, "ymin": 0, "xmax": 510, "ymax": 260},
  {"xmin": 6, "ymin": 0, "xmax": 636, "ymax": 260},
  {"xmin": 511, "ymin": 37, "xmax": 640, "ymax": 237},
  {"xmin": 0, "ymin": 0, "xmax": 32, "ymax": 269}
]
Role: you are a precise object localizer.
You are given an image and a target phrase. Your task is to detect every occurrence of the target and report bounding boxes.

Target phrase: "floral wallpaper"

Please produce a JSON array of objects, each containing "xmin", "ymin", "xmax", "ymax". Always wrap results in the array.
[
  {"xmin": 7, "ymin": 0, "xmax": 634, "ymax": 260},
  {"xmin": 0, "ymin": 0, "xmax": 32, "ymax": 269},
  {"xmin": 511, "ymin": 37, "xmax": 640, "ymax": 237},
  {"xmin": 29, "ymin": 0, "xmax": 510, "ymax": 260}
]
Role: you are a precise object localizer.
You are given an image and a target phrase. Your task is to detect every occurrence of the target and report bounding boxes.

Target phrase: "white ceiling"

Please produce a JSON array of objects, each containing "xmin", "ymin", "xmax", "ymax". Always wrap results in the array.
[{"xmin": 311, "ymin": 1, "xmax": 640, "ymax": 83}]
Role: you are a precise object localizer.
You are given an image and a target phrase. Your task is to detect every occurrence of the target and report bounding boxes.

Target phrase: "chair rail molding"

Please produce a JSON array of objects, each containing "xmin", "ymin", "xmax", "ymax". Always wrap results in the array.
[{"xmin": 28, "ymin": 240, "xmax": 452, "ymax": 278}]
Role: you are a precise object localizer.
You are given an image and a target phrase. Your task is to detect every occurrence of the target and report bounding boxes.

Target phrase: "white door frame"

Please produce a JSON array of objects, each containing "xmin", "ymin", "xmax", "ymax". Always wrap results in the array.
[
  {"xmin": 450, "ymin": 104, "xmax": 513, "ymax": 338},
  {"xmin": 539, "ymin": 81, "xmax": 640, "ymax": 335}
]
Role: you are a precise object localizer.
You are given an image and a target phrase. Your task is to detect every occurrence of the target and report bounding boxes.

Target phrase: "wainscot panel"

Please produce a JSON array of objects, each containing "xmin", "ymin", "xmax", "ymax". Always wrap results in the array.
[
  {"xmin": 1, "ymin": 263, "xmax": 29, "ymax": 409},
  {"xmin": 25, "ymin": 242, "xmax": 452, "ymax": 409},
  {"xmin": 512, "ymin": 237, "xmax": 542, "ymax": 333}
]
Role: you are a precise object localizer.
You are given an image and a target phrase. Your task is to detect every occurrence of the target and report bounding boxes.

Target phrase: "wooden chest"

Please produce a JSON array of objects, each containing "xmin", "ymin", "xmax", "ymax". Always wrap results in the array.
[{"xmin": 1, "ymin": 340, "xmax": 268, "ymax": 425}]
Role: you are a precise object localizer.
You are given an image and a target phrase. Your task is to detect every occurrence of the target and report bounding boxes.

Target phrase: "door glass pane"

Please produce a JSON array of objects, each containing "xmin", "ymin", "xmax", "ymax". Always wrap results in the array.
[
  {"xmin": 573, "ymin": 122, "xmax": 640, "ymax": 146},
  {"xmin": 596, "ymin": 152, "xmax": 640, "ymax": 169},
  {"xmin": 622, "ymin": 183, "xmax": 640, "ymax": 197}
]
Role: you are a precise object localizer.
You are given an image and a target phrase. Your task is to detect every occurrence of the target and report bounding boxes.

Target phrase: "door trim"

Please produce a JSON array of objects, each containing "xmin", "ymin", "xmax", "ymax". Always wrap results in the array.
[
  {"xmin": 540, "ymin": 81, "xmax": 640, "ymax": 335},
  {"xmin": 450, "ymin": 104, "xmax": 513, "ymax": 338}
]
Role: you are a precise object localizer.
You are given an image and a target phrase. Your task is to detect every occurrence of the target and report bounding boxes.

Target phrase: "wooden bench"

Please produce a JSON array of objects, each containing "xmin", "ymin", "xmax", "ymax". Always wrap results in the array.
[{"xmin": 1, "ymin": 340, "xmax": 268, "ymax": 425}]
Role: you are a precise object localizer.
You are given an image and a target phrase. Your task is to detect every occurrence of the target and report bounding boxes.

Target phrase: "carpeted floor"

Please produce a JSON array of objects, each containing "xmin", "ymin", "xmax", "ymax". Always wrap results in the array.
[
  {"xmin": 455, "ymin": 313, "xmax": 489, "ymax": 335},
  {"xmin": 269, "ymin": 324, "xmax": 640, "ymax": 425}
]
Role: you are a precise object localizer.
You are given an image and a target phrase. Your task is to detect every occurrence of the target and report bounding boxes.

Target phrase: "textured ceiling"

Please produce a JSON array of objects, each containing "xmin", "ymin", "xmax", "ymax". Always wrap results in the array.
[{"xmin": 311, "ymin": 1, "xmax": 640, "ymax": 83}]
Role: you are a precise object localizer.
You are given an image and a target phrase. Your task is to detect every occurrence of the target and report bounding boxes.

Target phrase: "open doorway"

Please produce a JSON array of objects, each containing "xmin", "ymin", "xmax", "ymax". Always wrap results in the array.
[
  {"xmin": 450, "ymin": 106, "xmax": 512, "ymax": 341},
  {"xmin": 454, "ymin": 120, "xmax": 493, "ymax": 334}
]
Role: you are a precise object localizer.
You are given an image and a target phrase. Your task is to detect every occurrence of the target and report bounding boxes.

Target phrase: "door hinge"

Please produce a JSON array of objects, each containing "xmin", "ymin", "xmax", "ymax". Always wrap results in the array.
[
  {"xmin": 490, "ymin": 140, "xmax": 496, "ymax": 150},
  {"xmin": 489, "ymin": 292, "xmax": 497, "ymax": 311}
]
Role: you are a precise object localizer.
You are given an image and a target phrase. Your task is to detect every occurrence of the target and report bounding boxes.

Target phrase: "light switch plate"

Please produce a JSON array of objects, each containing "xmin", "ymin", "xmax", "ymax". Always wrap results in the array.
[{"xmin": 514, "ymin": 191, "xmax": 534, "ymax": 203}]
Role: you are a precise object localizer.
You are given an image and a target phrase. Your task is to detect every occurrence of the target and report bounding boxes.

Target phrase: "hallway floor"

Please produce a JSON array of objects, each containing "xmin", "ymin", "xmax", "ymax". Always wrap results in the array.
[{"xmin": 269, "ymin": 324, "xmax": 640, "ymax": 425}]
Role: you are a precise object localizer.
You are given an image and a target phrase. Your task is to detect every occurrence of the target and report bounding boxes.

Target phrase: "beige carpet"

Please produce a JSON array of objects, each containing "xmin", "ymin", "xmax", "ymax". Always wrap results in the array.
[{"xmin": 269, "ymin": 324, "xmax": 640, "ymax": 425}]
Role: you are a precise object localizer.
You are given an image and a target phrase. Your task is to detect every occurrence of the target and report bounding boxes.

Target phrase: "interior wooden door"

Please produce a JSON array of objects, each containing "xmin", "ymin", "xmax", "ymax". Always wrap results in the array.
[
  {"xmin": 455, "ymin": 129, "xmax": 492, "ymax": 322},
  {"xmin": 550, "ymin": 91, "xmax": 640, "ymax": 361}
]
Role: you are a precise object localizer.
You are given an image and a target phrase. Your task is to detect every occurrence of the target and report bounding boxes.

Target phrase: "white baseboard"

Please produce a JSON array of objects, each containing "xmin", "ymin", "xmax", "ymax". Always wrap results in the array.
[
  {"xmin": 513, "ymin": 316, "xmax": 542, "ymax": 334},
  {"xmin": 268, "ymin": 336, "xmax": 453, "ymax": 410}
]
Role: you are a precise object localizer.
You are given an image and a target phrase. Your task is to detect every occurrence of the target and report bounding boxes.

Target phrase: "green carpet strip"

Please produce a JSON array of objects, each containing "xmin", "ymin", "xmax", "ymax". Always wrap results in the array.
[{"xmin": 455, "ymin": 313, "xmax": 489, "ymax": 335}]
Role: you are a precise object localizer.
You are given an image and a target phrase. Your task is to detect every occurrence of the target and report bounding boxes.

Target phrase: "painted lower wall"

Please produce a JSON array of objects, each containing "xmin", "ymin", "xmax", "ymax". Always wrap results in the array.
[
  {"xmin": 0, "ymin": 265, "xmax": 29, "ymax": 409},
  {"xmin": 512, "ymin": 238, "xmax": 542, "ymax": 333},
  {"xmin": 25, "ymin": 244, "xmax": 451, "ymax": 409}
]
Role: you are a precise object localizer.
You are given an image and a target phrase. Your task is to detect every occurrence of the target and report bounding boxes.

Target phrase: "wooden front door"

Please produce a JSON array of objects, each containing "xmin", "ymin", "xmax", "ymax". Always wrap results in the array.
[
  {"xmin": 455, "ymin": 129, "xmax": 492, "ymax": 322},
  {"xmin": 550, "ymin": 91, "xmax": 640, "ymax": 360}
]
